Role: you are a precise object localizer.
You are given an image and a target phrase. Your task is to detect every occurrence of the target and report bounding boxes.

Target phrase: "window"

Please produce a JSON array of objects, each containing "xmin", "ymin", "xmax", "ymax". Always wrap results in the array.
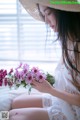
[{"xmin": 0, "ymin": 0, "xmax": 61, "ymax": 73}]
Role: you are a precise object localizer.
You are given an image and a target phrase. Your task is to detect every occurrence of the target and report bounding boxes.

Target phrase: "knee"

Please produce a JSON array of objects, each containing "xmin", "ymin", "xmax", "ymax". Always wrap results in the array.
[
  {"xmin": 11, "ymin": 97, "xmax": 20, "ymax": 109},
  {"xmin": 9, "ymin": 110, "xmax": 15, "ymax": 120}
]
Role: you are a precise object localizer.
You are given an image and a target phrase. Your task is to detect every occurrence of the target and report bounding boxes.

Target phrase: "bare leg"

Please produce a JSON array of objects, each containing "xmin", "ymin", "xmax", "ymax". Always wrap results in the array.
[
  {"xmin": 9, "ymin": 108, "xmax": 49, "ymax": 120},
  {"xmin": 12, "ymin": 94, "xmax": 43, "ymax": 109}
]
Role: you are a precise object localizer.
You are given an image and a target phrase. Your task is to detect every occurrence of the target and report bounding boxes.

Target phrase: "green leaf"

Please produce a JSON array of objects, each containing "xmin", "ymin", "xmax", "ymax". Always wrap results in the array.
[{"xmin": 46, "ymin": 73, "xmax": 55, "ymax": 85}]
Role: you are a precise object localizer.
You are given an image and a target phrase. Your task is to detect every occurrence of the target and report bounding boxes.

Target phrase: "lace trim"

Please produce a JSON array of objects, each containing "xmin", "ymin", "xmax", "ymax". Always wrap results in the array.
[
  {"xmin": 47, "ymin": 105, "xmax": 67, "ymax": 120},
  {"xmin": 42, "ymin": 93, "xmax": 52, "ymax": 108}
]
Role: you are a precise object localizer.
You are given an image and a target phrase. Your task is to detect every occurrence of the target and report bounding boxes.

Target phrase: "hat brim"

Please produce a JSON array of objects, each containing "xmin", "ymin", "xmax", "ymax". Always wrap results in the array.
[{"xmin": 19, "ymin": 0, "xmax": 80, "ymax": 21}]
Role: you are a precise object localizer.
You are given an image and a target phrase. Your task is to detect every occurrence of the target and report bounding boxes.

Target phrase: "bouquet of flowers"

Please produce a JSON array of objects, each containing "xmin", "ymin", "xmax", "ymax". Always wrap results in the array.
[{"xmin": 0, "ymin": 63, "xmax": 55, "ymax": 94}]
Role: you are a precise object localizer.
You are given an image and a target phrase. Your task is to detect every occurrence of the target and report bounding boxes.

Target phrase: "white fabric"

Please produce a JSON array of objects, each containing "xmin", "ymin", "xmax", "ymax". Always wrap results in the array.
[
  {"xmin": 0, "ymin": 86, "xmax": 39, "ymax": 111},
  {"xmin": 0, "ymin": 86, "xmax": 26, "ymax": 111},
  {"xmin": 42, "ymin": 62, "xmax": 80, "ymax": 120}
]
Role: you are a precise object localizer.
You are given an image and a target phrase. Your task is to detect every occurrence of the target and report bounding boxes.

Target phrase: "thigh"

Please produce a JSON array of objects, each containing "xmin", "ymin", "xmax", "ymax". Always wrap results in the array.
[
  {"xmin": 12, "ymin": 94, "xmax": 43, "ymax": 109},
  {"xmin": 9, "ymin": 108, "xmax": 49, "ymax": 120}
]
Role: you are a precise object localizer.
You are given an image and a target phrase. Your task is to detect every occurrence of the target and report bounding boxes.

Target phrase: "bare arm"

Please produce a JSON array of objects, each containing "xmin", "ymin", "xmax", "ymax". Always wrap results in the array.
[
  {"xmin": 49, "ymin": 87, "xmax": 80, "ymax": 106},
  {"xmin": 32, "ymin": 80, "xmax": 80, "ymax": 107}
]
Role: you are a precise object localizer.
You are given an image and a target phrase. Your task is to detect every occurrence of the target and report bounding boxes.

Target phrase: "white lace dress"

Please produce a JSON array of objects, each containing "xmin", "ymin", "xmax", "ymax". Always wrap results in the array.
[{"xmin": 42, "ymin": 60, "xmax": 80, "ymax": 120}]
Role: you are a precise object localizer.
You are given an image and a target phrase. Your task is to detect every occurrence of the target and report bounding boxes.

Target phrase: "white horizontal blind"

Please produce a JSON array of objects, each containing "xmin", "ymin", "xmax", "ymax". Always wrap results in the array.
[{"xmin": 0, "ymin": 0, "xmax": 61, "ymax": 72}]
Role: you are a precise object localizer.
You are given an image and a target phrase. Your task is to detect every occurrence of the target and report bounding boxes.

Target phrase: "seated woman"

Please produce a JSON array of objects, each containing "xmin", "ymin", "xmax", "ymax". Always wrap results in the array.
[{"xmin": 9, "ymin": 0, "xmax": 80, "ymax": 120}]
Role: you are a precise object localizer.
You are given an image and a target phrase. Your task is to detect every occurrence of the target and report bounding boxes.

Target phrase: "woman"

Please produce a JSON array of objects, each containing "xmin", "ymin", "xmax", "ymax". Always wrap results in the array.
[{"xmin": 9, "ymin": 0, "xmax": 80, "ymax": 120}]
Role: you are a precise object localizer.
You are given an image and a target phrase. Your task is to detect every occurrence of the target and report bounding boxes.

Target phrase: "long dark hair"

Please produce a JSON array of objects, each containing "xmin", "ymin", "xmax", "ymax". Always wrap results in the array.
[
  {"xmin": 37, "ymin": 4, "xmax": 80, "ymax": 91},
  {"xmin": 56, "ymin": 10, "xmax": 80, "ymax": 91}
]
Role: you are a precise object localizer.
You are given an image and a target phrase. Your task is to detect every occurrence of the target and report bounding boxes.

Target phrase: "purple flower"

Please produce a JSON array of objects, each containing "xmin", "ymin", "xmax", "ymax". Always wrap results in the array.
[
  {"xmin": 23, "ymin": 63, "xmax": 29, "ymax": 74},
  {"xmin": 0, "ymin": 63, "xmax": 55, "ymax": 96},
  {"xmin": 3, "ymin": 70, "xmax": 7, "ymax": 76},
  {"xmin": 0, "ymin": 74, "xmax": 3, "ymax": 80},
  {"xmin": 8, "ymin": 68, "xmax": 13, "ymax": 74},
  {"xmin": 25, "ymin": 72, "xmax": 34, "ymax": 84},
  {"xmin": 4, "ymin": 78, "xmax": 8, "ymax": 86},
  {"xmin": 0, "ymin": 80, "xmax": 3, "ymax": 86},
  {"xmin": 31, "ymin": 67, "xmax": 39, "ymax": 74},
  {"xmin": 15, "ymin": 63, "xmax": 22, "ymax": 70},
  {"xmin": 0, "ymin": 69, "xmax": 3, "ymax": 73},
  {"xmin": 0, "ymin": 69, "xmax": 7, "ymax": 80},
  {"xmin": 36, "ymin": 72, "xmax": 46, "ymax": 82},
  {"xmin": 14, "ymin": 70, "xmax": 23, "ymax": 80}
]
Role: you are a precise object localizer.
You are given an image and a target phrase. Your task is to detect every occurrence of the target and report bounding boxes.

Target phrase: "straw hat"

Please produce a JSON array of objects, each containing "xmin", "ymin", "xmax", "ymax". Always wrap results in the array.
[{"xmin": 19, "ymin": 0, "xmax": 80, "ymax": 21}]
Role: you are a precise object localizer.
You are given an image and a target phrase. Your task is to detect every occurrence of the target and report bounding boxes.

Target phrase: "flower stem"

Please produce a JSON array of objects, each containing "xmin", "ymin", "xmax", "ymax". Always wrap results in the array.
[{"xmin": 28, "ymin": 84, "xmax": 32, "ymax": 95}]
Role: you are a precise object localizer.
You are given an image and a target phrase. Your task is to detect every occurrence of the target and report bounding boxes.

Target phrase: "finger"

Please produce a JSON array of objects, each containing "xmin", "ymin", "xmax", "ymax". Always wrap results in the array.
[
  {"xmin": 32, "ymin": 80, "xmax": 40, "ymax": 85},
  {"xmin": 31, "ymin": 84, "xmax": 38, "ymax": 90},
  {"xmin": 31, "ymin": 82, "xmax": 38, "ymax": 87}
]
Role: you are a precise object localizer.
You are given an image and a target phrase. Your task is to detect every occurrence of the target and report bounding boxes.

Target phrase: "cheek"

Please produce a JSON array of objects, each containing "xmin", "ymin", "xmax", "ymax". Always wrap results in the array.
[{"xmin": 50, "ymin": 15, "xmax": 56, "ymax": 25}]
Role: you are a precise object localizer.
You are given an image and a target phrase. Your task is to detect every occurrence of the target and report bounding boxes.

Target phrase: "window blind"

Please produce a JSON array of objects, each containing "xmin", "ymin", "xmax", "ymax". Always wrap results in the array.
[{"xmin": 0, "ymin": 0, "xmax": 61, "ymax": 72}]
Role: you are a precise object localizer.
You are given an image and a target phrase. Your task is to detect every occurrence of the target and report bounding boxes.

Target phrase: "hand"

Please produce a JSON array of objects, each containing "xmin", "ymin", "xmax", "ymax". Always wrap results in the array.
[{"xmin": 31, "ymin": 79, "xmax": 53, "ymax": 93}]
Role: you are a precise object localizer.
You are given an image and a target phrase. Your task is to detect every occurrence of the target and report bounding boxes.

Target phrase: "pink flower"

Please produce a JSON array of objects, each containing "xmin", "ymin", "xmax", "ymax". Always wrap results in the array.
[
  {"xmin": 15, "ymin": 79, "xmax": 21, "ymax": 84},
  {"xmin": 23, "ymin": 63, "xmax": 29, "ymax": 70},
  {"xmin": 8, "ymin": 68, "xmax": 13, "ymax": 74},
  {"xmin": 0, "ymin": 80, "xmax": 3, "ymax": 86},
  {"xmin": 0, "ymin": 74, "xmax": 3, "ymax": 80},
  {"xmin": 0, "ymin": 63, "xmax": 55, "ymax": 95},
  {"xmin": 0, "ymin": 69, "xmax": 3, "ymax": 73},
  {"xmin": 14, "ymin": 70, "xmax": 23, "ymax": 81},
  {"xmin": 15, "ymin": 63, "xmax": 22, "ymax": 70},
  {"xmin": 31, "ymin": 67, "xmax": 40, "ymax": 79},
  {"xmin": 0, "ymin": 69, "xmax": 7, "ymax": 81},
  {"xmin": 25, "ymin": 72, "xmax": 34, "ymax": 84},
  {"xmin": 4, "ymin": 78, "xmax": 8, "ymax": 86},
  {"xmin": 31, "ymin": 67, "xmax": 39, "ymax": 74},
  {"xmin": 36, "ymin": 72, "xmax": 46, "ymax": 82},
  {"xmin": 3, "ymin": 70, "xmax": 7, "ymax": 76},
  {"xmin": 23, "ymin": 63, "xmax": 29, "ymax": 74}
]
